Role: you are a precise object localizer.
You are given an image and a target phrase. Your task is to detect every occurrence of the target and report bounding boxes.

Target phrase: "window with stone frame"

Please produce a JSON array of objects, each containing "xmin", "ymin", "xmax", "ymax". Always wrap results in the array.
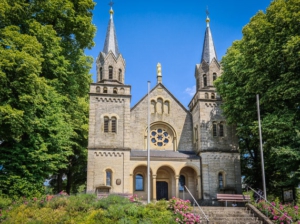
[
  {"xmin": 103, "ymin": 87, "xmax": 108, "ymax": 93},
  {"xmin": 218, "ymin": 172, "xmax": 224, "ymax": 189},
  {"xmin": 100, "ymin": 67, "xmax": 103, "ymax": 80},
  {"xmin": 135, "ymin": 174, "xmax": 144, "ymax": 191},
  {"xmin": 203, "ymin": 74, "xmax": 207, "ymax": 87},
  {"xmin": 205, "ymin": 93, "xmax": 208, "ymax": 99},
  {"xmin": 111, "ymin": 117, "xmax": 117, "ymax": 133},
  {"xmin": 211, "ymin": 93, "xmax": 215, "ymax": 99},
  {"xmin": 118, "ymin": 69, "xmax": 122, "ymax": 82},
  {"xmin": 213, "ymin": 73, "xmax": 217, "ymax": 82},
  {"xmin": 104, "ymin": 117, "xmax": 109, "ymax": 132},
  {"xmin": 106, "ymin": 170, "xmax": 112, "ymax": 186},
  {"xmin": 113, "ymin": 88, "xmax": 118, "ymax": 94},
  {"xmin": 179, "ymin": 175, "xmax": 185, "ymax": 191},
  {"xmin": 109, "ymin": 66, "xmax": 113, "ymax": 79},
  {"xmin": 219, "ymin": 123, "xmax": 224, "ymax": 137},
  {"xmin": 213, "ymin": 123, "xmax": 217, "ymax": 137}
]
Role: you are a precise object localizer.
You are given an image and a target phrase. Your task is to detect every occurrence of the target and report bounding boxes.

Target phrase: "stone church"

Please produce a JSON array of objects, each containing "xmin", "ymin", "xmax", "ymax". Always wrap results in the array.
[{"xmin": 87, "ymin": 6, "xmax": 242, "ymax": 201}]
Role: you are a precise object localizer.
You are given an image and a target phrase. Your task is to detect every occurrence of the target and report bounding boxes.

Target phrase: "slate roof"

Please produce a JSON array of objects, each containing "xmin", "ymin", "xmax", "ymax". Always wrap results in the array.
[
  {"xmin": 130, "ymin": 150, "xmax": 199, "ymax": 159},
  {"xmin": 103, "ymin": 10, "xmax": 119, "ymax": 57},
  {"xmin": 201, "ymin": 17, "xmax": 217, "ymax": 64}
]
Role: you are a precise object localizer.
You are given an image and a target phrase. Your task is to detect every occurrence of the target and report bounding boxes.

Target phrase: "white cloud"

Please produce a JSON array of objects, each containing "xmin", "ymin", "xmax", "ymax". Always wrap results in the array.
[{"xmin": 184, "ymin": 85, "xmax": 196, "ymax": 97}]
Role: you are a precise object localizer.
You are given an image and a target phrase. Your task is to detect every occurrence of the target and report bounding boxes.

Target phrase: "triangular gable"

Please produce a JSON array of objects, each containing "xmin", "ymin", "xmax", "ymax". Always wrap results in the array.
[{"xmin": 131, "ymin": 83, "xmax": 190, "ymax": 113}]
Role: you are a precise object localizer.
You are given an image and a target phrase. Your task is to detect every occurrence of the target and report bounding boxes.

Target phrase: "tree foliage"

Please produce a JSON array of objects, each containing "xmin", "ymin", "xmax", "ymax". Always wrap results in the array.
[
  {"xmin": 0, "ymin": 0, "xmax": 96, "ymax": 197},
  {"xmin": 215, "ymin": 0, "xmax": 300, "ymax": 195}
]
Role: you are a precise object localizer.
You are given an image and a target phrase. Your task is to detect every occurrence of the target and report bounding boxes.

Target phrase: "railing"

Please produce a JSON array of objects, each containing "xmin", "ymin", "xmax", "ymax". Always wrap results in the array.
[
  {"xmin": 246, "ymin": 185, "xmax": 293, "ymax": 223},
  {"xmin": 184, "ymin": 185, "xmax": 209, "ymax": 223}
]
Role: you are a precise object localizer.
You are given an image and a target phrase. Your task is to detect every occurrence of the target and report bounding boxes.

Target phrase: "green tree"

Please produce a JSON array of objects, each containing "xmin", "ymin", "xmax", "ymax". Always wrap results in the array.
[
  {"xmin": 0, "ymin": 0, "xmax": 95, "ymax": 197},
  {"xmin": 215, "ymin": 0, "xmax": 300, "ymax": 195}
]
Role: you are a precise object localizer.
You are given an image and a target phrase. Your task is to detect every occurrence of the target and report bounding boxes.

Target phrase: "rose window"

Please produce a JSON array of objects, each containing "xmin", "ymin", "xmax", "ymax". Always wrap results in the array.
[{"xmin": 151, "ymin": 128, "xmax": 170, "ymax": 147}]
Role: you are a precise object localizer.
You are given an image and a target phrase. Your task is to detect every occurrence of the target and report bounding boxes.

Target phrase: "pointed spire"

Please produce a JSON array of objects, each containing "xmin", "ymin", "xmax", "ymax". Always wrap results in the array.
[
  {"xmin": 103, "ymin": 1, "xmax": 119, "ymax": 57},
  {"xmin": 201, "ymin": 10, "xmax": 217, "ymax": 64}
]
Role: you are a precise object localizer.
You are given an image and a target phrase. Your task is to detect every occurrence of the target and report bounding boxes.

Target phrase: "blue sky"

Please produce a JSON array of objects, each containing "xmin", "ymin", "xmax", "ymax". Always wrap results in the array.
[{"xmin": 86, "ymin": 0, "xmax": 272, "ymax": 108}]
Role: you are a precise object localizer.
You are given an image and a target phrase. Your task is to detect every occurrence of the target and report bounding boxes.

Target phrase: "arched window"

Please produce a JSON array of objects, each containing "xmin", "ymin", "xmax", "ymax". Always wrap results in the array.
[
  {"xmin": 196, "ymin": 78, "xmax": 199, "ymax": 90},
  {"xmin": 205, "ymin": 93, "xmax": 208, "ymax": 99},
  {"xmin": 104, "ymin": 117, "xmax": 109, "ymax": 133},
  {"xmin": 213, "ymin": 73, "xmax": 217, "ymax": 81},
  {"xmin": 157, "ymin": 98, "xmax": 163, "ymax": 114},
  {"xmin": 135, "ymin": 174, "xmax": 144, "ymax": 191},
  {"xmin": 179, "ymin": 175, "xmax": 185, "ymax": 191},
  {"xmin": 118, "ymin": 69, "xmax": 122, "ymax": 82},
  {"xmin": 163, "ymin": 101, "xmax": 170, "ymax": 114},
  {"xmin": 218, "ymin": 172, "xmax": 223, "ymax": 189},
  {"xmin": 106, "ymin": 170, "xmax": 112, "ymax": 186},
  {"xmin": 211, "ymin": 93, "xmax": 215, "ymax": 99},
  {"xmin": 103, "ymin": 87, "xmax": 108, "ymax": 93},
  {"xmin": 219, "ymin": 123, "xmax": 224, "ymax": 137},
  {"xmin": 111, "ymin": 117, "xmax": 117, "ymax": 133},
  {"xmin": 100, "ymin": 67, "xmax": 103, "ymax": 80},
  {"xmin": 96, "ymin": 86, "xmax": 100, "ymax": 93},
  {"xmin": 113, "ymin": 88, "xmax": 118, "ymax": 94},
  {"xmin": 151, "ymin": 100, "xmax": 156, "ymax": 113},
  {"xmin": 213, "ymin": 123, "xmax": 217, "ymax": 137},
  {"xmin": 109, "ymin": 66, "xmax": 113, "ymax": 79},
  {"xmin": 203, "ymin": 74, "xmax": 207, "ymax": 87}
]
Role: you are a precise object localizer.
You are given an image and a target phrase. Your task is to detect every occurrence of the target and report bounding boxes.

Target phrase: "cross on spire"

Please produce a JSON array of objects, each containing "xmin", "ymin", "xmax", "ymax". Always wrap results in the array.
[
  {"xmin": 206, "ymin": 6, "xmax": 209, "ymax": 16},
  {"xmin": 109, "ymin": 0, "xmax": 114, "ymax": 7}
]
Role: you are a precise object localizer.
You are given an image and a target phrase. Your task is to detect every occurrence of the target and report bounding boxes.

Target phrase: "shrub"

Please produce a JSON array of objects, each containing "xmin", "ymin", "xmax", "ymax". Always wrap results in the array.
[{"xmin": 255, "ymin": 200, "xmax": 300, "ymax": 224}]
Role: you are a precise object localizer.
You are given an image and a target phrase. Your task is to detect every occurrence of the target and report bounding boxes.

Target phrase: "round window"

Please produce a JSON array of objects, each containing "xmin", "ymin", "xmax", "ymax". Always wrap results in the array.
[{"xmin": 150, "ymin": 127, "xmax": 171, "ymax": 148}]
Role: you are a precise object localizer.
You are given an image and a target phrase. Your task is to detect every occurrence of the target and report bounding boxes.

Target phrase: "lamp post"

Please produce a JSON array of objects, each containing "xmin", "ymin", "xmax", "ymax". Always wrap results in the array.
[
  {"xmin": 147, "ymin": 81, "xmax": 151, "ymax": 203},
  {"xmin": 256, "ymin": 94, "xmax": 267, "ymax": 199}
]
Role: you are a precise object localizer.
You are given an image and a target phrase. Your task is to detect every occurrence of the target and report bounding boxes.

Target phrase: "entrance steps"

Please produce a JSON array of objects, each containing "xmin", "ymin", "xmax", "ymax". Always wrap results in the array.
[{"xmin": 194, "ymin": 206, "xmax": 263, "ymax": 224}]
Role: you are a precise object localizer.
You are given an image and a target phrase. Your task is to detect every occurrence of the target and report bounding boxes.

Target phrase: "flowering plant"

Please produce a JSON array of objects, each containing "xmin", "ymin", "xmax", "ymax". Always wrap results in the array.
[
  {"xmin": 129, "ymin": 194, "xmax": 142, "ymax": 203},
  {"xmin": 169, "ymin": 197, "xmax": 201, "ymax": 223},
  {"xmin": 255, "ymin": 200, "xmax": 300, "ymax": 224}
]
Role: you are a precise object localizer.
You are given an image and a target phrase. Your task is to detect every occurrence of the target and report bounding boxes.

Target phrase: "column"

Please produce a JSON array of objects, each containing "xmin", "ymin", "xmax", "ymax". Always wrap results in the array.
[
  {"xmin": 197, "ymin": 175, "xmax": 201, "ymax": 199},
  {"xmin": 129, "ymin": 174, "xmax": 133, "ymax": 194},
  {"xmin": 152, "ymin": 175, "xmax": 157, "ymax": 201},
  {"xmin": 175, "ymin": 175, "xmax": 179, "ymax": 198}
]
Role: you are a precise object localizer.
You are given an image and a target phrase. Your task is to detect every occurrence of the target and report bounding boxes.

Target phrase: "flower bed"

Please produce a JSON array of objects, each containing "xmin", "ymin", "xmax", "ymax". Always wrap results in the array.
[
  {"xmin": 169, "ymin": 197, "xmax": 201, "ymax": 223},
  {"xmin": 255, "ymin": 200, "xmax": 300, "ymax": 224}
]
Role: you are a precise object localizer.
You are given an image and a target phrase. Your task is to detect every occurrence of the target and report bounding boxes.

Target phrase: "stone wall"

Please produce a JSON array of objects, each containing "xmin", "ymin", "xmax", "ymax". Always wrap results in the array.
[{"xmin": 130, "ymin": 84, "xmax": 193, "ymax": 151}]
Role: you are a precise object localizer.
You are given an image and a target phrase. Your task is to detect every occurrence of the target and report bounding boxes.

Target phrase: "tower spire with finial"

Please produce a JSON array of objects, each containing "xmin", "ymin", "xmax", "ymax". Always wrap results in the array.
[
  {"xmin": 201, "ymin": 8, "xmax": 217, "ymax": 63},
  {"xmin": 103, "ymin": 0, "xmax": 119, "ymax": 57}
]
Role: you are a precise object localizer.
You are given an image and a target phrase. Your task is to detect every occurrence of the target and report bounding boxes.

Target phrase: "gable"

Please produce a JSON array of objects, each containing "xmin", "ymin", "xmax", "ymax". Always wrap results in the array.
[{"xmin": 130, "ymin": 83, "xmax": 193, "ymax": 151}]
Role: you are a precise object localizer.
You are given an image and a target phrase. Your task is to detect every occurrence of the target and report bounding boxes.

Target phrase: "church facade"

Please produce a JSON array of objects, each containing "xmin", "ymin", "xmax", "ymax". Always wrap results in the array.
[{"xmin": 87, "ymin": 7, "xmax": 242, "ymax": 201}]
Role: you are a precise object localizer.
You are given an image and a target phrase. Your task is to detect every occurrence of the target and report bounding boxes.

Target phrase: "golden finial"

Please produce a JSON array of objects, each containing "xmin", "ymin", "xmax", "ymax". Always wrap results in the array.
[
  {"xmin": 157, "ymin": 63, "xmax": 162, "ymax": 76},
  {"xmin": 157, "ymin": 63, "xmax": 162, "ymax": 84},
  {"xmin": 109, "ymin": 1, "xmax": 114, "ymax": 16},
  {"xmin": 206, "ymin": 7, "xmax": 210, "ymax": 26}
]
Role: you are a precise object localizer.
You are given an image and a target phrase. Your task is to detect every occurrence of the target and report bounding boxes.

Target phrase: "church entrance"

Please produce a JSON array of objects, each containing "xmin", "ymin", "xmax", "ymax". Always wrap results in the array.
[{"xmin": 156, "ymin": 181, "xmax": 168, "ymax": 200}]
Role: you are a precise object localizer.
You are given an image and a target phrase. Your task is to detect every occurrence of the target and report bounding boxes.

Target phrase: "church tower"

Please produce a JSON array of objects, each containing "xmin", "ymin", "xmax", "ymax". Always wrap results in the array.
[
  {"xmin": 189, "ymin": 13, "xmax": 241, "ymax": 199},
  {"xmin": 87, "ymin": 4, "xmax": 131, "ymax": 192}
]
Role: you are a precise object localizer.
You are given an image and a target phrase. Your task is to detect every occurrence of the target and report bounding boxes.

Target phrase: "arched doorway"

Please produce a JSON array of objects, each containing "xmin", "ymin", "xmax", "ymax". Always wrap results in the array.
[
  {"xmin": 179, "ymin": 166, "xmax": 198, "ymax": 201},
  {"xmin": 156, "ymin": 166, "xmax": 175, "ymax": 200}
]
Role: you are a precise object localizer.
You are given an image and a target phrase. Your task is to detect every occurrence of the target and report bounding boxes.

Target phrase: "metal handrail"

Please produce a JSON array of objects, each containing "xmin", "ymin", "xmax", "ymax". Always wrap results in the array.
[
  {"xmin": 246, "ymin": 185, "xmax": 293, "ymax": 223},
  {"xmin": 184, "ymin": 185, "xmax": 209, "ymax": 223}
]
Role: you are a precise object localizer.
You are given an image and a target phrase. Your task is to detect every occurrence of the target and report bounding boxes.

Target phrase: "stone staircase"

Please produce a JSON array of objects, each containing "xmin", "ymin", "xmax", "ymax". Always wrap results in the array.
[{"xmin": 193, "ymin": 206, "xmax": 263, "ymax": 224}]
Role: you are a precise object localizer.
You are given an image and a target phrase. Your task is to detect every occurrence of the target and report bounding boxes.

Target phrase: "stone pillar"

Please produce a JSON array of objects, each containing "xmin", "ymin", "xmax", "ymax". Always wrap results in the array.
[
  {"xmin": 152, "ymin": 175, "xmax": 157, "ymax": 201},
  {"xmin": 175, "ymin": 175, "xmax": 179, "ymax": 198},
  {"xmin": 197, "ymin": 175, "xmax": 201, "ymax": 199},
  {"xmin": 129, "ymin": 174, "xmax": 133, "ymax": 194}
]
